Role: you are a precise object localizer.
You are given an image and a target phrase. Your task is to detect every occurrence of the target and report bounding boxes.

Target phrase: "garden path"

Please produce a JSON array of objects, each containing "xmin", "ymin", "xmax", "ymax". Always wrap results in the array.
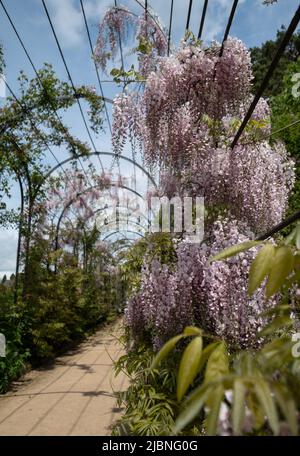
[{"xmin": 0, "ymin": 318, "xmax": 128, "ymax": 435}]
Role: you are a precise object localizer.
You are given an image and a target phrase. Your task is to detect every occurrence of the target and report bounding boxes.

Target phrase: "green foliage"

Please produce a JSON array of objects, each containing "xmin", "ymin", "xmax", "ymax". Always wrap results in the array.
[
  {"xmin": 269, "ymin": 58, "xmax": 300, "ymax": 217},
  {"xmin": 154, "ymin": 323, "xmax": 300, "ymax": 436},
  {"xmin": 210, "ymin": 240, "xmax": 260, "ymax": 262},
  {"xmin": 113, "ymin": 343, "xmax": 186, "ymax": 436},
  {"xmin": 118, "ymin": 228, "xmax": 300, "ymax": 436},
  {"xmin": 110, "ymin": 64, "xmax": 144, "ymax": 86},
  {"xmin": 119, "ymin": 233, "xmax": 177, "ymax": 297},
  {"xmin": 250, "ymin": 28, "xmax": 300, "ymax": 98},
  {"xmin": 248, "ymin": 243, "xmax": 275, "ymax": 294},
  {"xmin": 211, "ymin": 237, "xmax": 299, "ymax": 299},
  {"xmin": 0, "ymin": 285, "xmax": 29, "ymax": 393}
]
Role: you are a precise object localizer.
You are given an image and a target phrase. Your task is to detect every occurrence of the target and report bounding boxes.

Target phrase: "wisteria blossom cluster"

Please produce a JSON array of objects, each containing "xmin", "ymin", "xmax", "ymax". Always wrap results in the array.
[
  {"xmin": 93, "ymin": 6, "xmax": 134, "ymax": 71},
  {"xmin": 40, "ymin": 168, "xmax": 117, "ymax": 249},
  {"xmin": 94, "ymin": 6, "xmax": 167, "ymax": 75},
  {"xmin": 113, "ymin": 37, "xmax": 295, "ymax": 235},
  {"xmin": 125, "ymin": 218, "xmax": 277, "ymax": 350},
  {"xmin": 117, "ymin": 33, "xmax": 294, "ymax": 349}
]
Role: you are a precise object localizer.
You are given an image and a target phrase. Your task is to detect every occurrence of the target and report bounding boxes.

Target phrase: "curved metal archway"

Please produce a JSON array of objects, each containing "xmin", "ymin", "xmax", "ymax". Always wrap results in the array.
[
  {"xmin": 102, "ymin": 230, "xmax": 145, "ymax": 241},
  {"xmin": 38, "ymin": 151, "xmax": 157, "ymax": 195},
  {"xmin": 53, "ymin": 182, "xmax": 150, "ymax": 251}
]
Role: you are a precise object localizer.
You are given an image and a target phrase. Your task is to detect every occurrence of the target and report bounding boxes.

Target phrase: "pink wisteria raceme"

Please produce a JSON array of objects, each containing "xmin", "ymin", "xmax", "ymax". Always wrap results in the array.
[
  {"xmin": 94, "ymin": 6, "xmax": 134, "ymax": 72},
  {"xmin": 125, "ymin": 218, "xmax": 277, "ymax": 350},
  {"xmin": 94, "ymin": 6, "xmax": 167, "ymax": 75},
  {"xmin": 121, "ymin": 34, "xmax": 295, "ymax": 349}
]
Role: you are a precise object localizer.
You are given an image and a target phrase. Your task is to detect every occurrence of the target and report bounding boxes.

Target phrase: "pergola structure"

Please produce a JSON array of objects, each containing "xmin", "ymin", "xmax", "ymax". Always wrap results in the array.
[{"xmin": 0, "ymin": 0, "xmax": 299, "ymax": 302}]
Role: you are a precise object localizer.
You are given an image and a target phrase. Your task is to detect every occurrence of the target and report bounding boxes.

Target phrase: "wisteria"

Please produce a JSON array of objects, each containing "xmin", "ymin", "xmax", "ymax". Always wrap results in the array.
[
  {"xmin": 122, "ymin": 35, "xmax": 295, "ymax": 350},
  {"xmin": 125, "ymin": 218, "xmax": 278, "ymax": 350},
  {"xmin": 94, "ymin": 5, "xmax": 167, "ymax": 75},
  {"xmin": 94, "ymin": 6, "xmax": 134, "ymax": 72}
]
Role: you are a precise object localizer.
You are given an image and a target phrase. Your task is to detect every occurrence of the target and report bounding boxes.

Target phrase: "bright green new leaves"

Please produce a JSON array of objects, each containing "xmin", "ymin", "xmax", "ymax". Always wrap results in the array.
[
  {"xmin": 272, "ymin": 384, "xmax": 298, "ymax": 435},
  {"xmin": 284, "ymin": 224, "xmax": 300, "ymax": 249},
  {"xmin": 204, "ymin": 342, "xmax": 229, "ymax": 385},
  {"xmin": 248, "ymin": 243, "xmax": 275, "ymax": 295},
  {"xmin": 254, "ymin": 379, "xmax": 279, "ymax": 435},
  {"xmin": 183, "ymin": 327, "xmax": 203, "ymax": 337},
  {"xmin": 151, "ymin": 334, "xmax": 183, "ymax": 369},
  {"xmin": 151, "ymin": 326, "xmax": 203, "ymax": 369},
  {"xmin": 232, "ymin": 379, "xmax": 246, "ymax": 435},
  {"xmin": 173, "ymin": 383, "xmax": 211, "ymax": 433},
  {"xmin": 177, "ymin": 336, "xmax": 203, "ymax": 401},
  {"xmin": 205, "ymin": 384, "xmax": 225, "ymax": 436},
  {"xmin": 210, "ymin": 241, "xmax": 260, "ymax": 262},
  {"xmin": 174, "ymin": 341, "xmax": 229, "ymax": 434},
  {"xmin": 213, "ymin": 238, "xmax": 297, "ymax": 298},
  {"xmin": 265, "ymin": 246, "xmax": 294, "ymax": 298}
]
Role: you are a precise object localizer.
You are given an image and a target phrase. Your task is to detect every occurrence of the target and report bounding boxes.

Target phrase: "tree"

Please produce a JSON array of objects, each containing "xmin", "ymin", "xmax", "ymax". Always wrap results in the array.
[
  {"xmin": 270, "ymin": 58, "xmax": 300, "ymax": 215},
  {"xmin": 0, "ymin": 63, "xmax": 104, "ymax": 299},
  {"xmin": 250, "ymin": 27, "xmax": 300, "ymax": 98},
  {"xmin": 1, "ymin": 274, "xmax": 7, "ymax": 284}
]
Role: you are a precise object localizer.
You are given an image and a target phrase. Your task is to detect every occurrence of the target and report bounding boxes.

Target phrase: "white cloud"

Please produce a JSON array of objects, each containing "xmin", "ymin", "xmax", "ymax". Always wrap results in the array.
[{"xmin": 46, "ymin": 0, "xmax": 107, "ymax": 48}]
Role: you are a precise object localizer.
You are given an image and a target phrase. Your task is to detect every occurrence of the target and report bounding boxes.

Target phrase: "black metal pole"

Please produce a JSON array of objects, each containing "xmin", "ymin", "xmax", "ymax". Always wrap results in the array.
[{"xmin": 14, "ymin": 173, "xmax": 24, "ymax": 304}]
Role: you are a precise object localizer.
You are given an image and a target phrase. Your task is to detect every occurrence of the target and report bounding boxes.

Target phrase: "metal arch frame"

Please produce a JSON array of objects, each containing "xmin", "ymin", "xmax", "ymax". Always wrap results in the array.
[
  {"xmin": 111, "ymin": 244, "xmax": 133, "ymax": 255},
  {"xmin": 13, "ymin": 172, "xmax": 25, "ymax": 304},
  {"xmin": 91, "ymin": 205, "xmax": 149, "ymax": 224},
  {"xmin": 54, "ymin": 183, "xmax": 149, "ymax": 252},
  {"xmin": 102, "ymin": 230, "xmax": 145, "ymax": 241},
  {"xmin": 97, "ymin": 218, "xmax": 146, "ymax": 236},
  {"xmin": 133, "ymin": 0, "xmax": 168, "ymax": 45},
  {"xmin": 37, "ymin": 151, "xmax": 157, "ymax": 196}
]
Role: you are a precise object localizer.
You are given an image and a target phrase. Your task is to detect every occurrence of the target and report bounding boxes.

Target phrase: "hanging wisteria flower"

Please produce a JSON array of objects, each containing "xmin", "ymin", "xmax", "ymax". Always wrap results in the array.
[
  {"xmin": 125, "ymin": 219, "xmax": 277, "ymax": 350},
  {"xmin": 94, "ymin": 6, "xmax": 135, "ymax": 72}
]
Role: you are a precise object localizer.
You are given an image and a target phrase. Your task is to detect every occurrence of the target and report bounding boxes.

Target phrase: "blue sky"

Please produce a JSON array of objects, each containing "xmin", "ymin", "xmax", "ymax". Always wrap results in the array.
[{"xmin": 0, "ymin": 0, "xmax": 299, "ymax": 277}]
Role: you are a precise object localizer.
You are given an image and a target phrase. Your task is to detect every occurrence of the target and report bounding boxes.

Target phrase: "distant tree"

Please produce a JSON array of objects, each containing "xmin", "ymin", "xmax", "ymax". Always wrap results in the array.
[
  {"xmin": 1, "ymin": 274, "xmax": 7, "ymax": 284},
  {"xmin": 250, "ymin": 27, "xmax": 300, "ymax": 98},
  {"xmin": 270, "ymin": 58, "xmax": 300, "ymax": 215},
  {"xmin": 9, "ymin": 273, "xmax": 15, "ymax": 282}
]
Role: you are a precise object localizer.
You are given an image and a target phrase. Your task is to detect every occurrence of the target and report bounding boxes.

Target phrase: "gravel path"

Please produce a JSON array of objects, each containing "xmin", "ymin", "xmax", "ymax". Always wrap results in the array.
[{"xmin": 0, "ymin": 319, "xmax": 128, "ymax": 436}]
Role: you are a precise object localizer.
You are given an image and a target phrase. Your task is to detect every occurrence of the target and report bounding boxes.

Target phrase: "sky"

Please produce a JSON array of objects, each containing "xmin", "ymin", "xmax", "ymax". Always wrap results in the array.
[{"xmin": 0, "ymin": 0, "xmax": 299, "ymax": 277}]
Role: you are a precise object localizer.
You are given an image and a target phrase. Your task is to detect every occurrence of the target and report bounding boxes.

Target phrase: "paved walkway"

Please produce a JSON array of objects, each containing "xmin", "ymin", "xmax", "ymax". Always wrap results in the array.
[{"xmin": 0, "ymin": 319, "xmax": 128, "ymax": 435}]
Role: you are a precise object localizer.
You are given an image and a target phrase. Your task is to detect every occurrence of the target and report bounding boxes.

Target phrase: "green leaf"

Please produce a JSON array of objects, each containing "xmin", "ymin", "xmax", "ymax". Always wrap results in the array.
[
  {"xmin": 272, "ymin": 384, "xmax": 298, "ymax": 435},
  {"xmin": 232, "ymin": 378, "xmax": 246, "ymax": 435},
  {"xmin": 173, "ymin": 383, "xmax": 211, "ymax": 433},
  {"xmin": 183, "ymin": 326, "xmax": 203, "ymax": 337},
  {"xmin": 205, "ymin": 342, "xmax": 229, "ymax": 384},
  {"xmin": 265, "ymin": 246, "xmax": 294, "ymax": 298},
  {"xmin": 284, "ymin": 227, "xmax": 296, "ymax": 246},
  {"xmin": 205, "ymin": 384, "xmax": 224, "ymax": 436},
  {"xmin": 254, "ymin": 379, "xmax": 279, "ymax": 435},
  {"xmin": 198, "ymin": 342, "xmax": 220, "ymax": 373},
  {"xmin": 258, "ymin": 315, "xmax": 293, "ymax": 337},
  {"xmin": 210, "ymin": 241, "xmax": 260, "ymax": 263},
  {"xmin": 205, "ymin": 342, "xmax": 229, "ymax": 407},
  {"xmin": 110, "ymin": 68, "xmax": 121, "ymax": 76},
  {"xmin": 248, "ymin": 243, "xmax": 275, "ymax": 295},
  {"xmin": 177, "ymin": 336, "xmax": 203, "ymax": 401},
  {"xmin": 151, "ymin": 334, "xmax": 183, "ymax": 368}
]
